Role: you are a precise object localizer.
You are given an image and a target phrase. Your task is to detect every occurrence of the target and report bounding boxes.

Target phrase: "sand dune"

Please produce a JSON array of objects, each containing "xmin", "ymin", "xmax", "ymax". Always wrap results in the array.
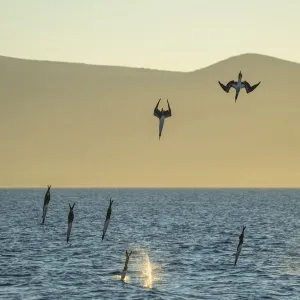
[{"xmin": 1, "ymin": 53, "xmax": 300, "ymax": 187}]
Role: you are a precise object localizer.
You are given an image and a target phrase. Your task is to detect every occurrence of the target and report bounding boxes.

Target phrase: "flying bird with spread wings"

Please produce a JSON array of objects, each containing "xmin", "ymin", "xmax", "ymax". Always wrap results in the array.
[{"xmin": 218, "ymin": 71, "xmax": 261, "ymax": 102}]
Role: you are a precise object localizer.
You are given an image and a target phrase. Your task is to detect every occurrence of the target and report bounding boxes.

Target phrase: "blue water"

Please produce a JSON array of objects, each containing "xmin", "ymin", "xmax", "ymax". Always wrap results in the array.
[{"xmin": 1, "ymin": 188, "xmax": 300, "ymax": 299}]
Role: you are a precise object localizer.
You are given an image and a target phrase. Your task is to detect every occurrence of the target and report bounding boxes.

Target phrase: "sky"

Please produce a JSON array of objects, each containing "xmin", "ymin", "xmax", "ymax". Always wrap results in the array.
[{"xmin": 0, "ymin": 0, "xmax": 300, "ymax": 71}]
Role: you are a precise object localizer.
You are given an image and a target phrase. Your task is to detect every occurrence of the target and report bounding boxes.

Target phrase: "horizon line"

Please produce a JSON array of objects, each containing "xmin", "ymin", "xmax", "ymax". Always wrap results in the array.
[
  {"xmin": 1, "ymin": 186, "xmax": 300, "ymax": 189},
  {"xmin": 1, "ymin": 52, "xmax": 299, "ymax": 73}
]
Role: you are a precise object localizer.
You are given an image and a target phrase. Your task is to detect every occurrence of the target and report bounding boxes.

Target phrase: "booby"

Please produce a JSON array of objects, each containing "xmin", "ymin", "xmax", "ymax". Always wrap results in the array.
[
  {"xmin": 153, "ymin": 98, "xmax": 172, "ymax": 140},
  {"xmin": 121, "ymin": 250, "xmax": 132, "ymax": 282},
  {"xmin": 218, "ymin": 71, "xmax": 261, "ymax": 102},
  {"xmin": 42, "ymin": 185, "xmax": 51, "ymax": 225},
  {"xmin": 102, "ymin": 198, "xmax": 113, "ymax": 241},
  {"xmin": 67, "ymin": 203, "xmax": 75, "ymax": 243},
  {"xmin": 234, "ymin": 225, "xmax": 246, "ymax": 266}
]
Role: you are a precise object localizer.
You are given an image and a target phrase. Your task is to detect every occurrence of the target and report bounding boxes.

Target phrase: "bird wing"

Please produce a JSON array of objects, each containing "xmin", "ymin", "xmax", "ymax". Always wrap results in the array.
[
  {"xmin": 153, "ymin": 98, "xmax": 162, "ymax": 118},
  {"xmin": 243, "ymin": 81, "xmax": 261, "ymax": 93},
  {"xmin": 164, "ymin": 100, "xmax": 172, "ymax": 118},
  {"xmin": 218, "ymin": 80, "xmax": 236, "ymax": 93}
]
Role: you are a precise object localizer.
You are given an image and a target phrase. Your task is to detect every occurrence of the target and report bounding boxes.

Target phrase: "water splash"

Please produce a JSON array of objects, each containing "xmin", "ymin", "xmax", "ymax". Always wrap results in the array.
[
  {"xmin": 116, "ymin": 247, "xmax": 162, "ymax": 288},
  {"xmin": 279, "ymin": 250, "xmax": 300, "ymax": 276},
  {"xmin": 132, "ymin": 248, "xmax": 162, "ymax": 289},
  {"xmin": 113, "ymin": 274, "xmax": 130, "ymax": 283},
  {"xmin": 142, "ymin": 254, "xmax": 153, "ymax": 288}
]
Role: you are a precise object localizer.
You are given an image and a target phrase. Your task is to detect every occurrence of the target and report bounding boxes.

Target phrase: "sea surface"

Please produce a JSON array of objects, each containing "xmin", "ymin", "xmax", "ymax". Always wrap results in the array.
[{"xmin": 1, "ymin": 188, "xmax": 300, "ymax": 300}]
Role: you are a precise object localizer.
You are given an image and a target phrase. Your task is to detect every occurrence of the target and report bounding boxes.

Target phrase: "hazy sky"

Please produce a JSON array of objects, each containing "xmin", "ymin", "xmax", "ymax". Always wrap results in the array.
[{"xmin": 1, "ymin": 0, "xmax": 299, "ymax": 71}]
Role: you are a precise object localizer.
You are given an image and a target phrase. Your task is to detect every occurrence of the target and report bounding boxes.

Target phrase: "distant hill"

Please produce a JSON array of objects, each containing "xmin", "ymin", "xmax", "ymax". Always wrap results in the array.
[{"xmin": 1, "ymin": 53, "xmax": 299, "ymax": 187}]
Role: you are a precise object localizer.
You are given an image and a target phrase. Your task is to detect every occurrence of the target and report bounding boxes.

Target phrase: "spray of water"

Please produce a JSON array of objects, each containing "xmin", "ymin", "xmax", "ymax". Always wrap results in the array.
[
  {"xmin": 113, "ymin": 274, "xmax": 130, "ymax": 283},
  {"xmin": 114, "ymin": 247, "xmax": 162, "ymax": 288},
  {"xmin": 134, "ymin": 248, "xmax": 162, "ymax": 289},
  {"xmin": 142, "ymin": 254, "xmax": 153, "ymax": 288}
]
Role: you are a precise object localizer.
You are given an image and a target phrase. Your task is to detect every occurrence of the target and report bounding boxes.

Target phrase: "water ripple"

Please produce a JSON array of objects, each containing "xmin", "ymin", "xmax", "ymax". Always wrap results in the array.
[{"xmin": 0, "ymin": 188, "xmax": 300, "ymax": 299}]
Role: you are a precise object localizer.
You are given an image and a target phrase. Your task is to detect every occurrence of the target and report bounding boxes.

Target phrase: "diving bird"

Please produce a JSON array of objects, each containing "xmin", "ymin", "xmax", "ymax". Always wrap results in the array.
[
  {"xmin": 42, "ymin": 185, "xmax": 51, "ymax": 225},
  {"xmin": 67, "ymin": 203, "xmax": 75, "ymax": 243},
  {"xmin": 218, "ymin": 71, "xmax": 261, "ymax": 102},
  {"xmin": 102, "ymin": 198, "xmax": 113, "ymax": 241},
  {"xmin": 153, "ymin": 98, "xmax": 172, "ymax": 140},
  {"xmin": 234, "ymin": 225, "xmax": 246, "ymax": 266},
  {"xmin": 121, "ymin": 250, "xmax": 132, "ymax": 282}
]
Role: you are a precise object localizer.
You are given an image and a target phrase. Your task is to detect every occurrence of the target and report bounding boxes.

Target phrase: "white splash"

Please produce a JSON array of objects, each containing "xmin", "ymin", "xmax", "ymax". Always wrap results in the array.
[
  {"xmin": 134, "ymin": 248, "xmax": 162, "ymax": 289},
  {"xmin": 113, "ymin": 274, "xmax": 130, "ymax": 283},
  {"xmin": 142, "ymin": 254, "xmax": 153, "ymax": 289},
  {"xmin": 115, "ymin": 247, "xmax": 162, "ymax": 288}
]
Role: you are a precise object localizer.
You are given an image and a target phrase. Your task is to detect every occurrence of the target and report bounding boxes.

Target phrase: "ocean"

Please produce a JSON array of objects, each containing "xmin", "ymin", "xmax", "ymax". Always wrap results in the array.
[{"xmin": 0, "ymin": 188, "xmax": 299, "ymax": 299}]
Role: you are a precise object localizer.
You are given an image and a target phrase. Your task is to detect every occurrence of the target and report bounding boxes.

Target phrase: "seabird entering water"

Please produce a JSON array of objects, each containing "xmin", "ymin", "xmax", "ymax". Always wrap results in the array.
[
  {"xmin": 153, "ymin": 98, "xmax": 172, "ymax": 140},
  {"xmin": 234, "ymin": 225, "xmax": 246, "ymax": 266},
  {"xmin": 218, "ymin": 71, "xmax": 261, "ymax": 102},
  {"xmin": 42, "ymin": 185, "xmax": 51, "ymax": 225},
  {"xmin": 102, "ymin": 198, "xmax": 113, "ymax": 241},
  {"xmin": 121, "ymin": 250, "xmax": 132, "ymax": 282},
  {"xmin": 67, "ymin": 203, "xmax": 75, "ymax": 243}
]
